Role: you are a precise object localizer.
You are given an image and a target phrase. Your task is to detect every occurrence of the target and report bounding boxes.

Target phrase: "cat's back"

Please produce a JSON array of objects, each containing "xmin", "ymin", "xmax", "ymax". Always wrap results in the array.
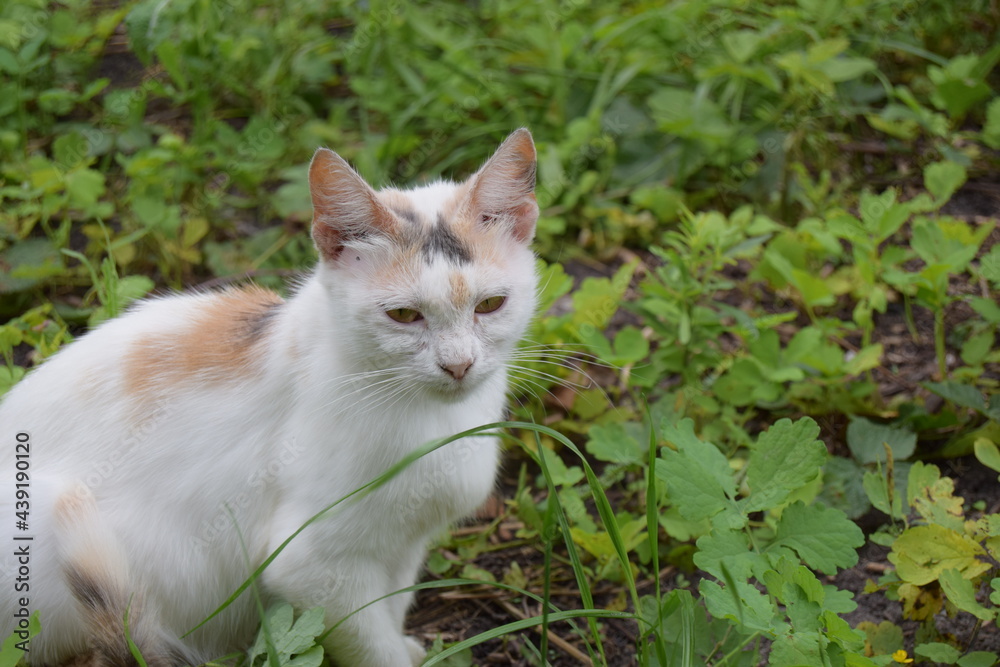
[{"xmin": 0, "ymin": 286, "xmax": 287, "ymax": 463}]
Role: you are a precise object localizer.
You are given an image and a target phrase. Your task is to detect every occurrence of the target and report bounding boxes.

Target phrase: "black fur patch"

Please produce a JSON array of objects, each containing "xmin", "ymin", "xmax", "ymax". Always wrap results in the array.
[
  {"xmin": 391, "ymin": 207, "xmax": 419, "ymax": 225},
  {"xmin": 423, "ymin": 216, "xmax": 471, "ymax": 264},
  {"xmin": 244, "ymin": 302, "xmax": 282, "ymax": 339},
  {"xmin": 66, "ymin": 569, "xmax": 113, "ymax": 613}
]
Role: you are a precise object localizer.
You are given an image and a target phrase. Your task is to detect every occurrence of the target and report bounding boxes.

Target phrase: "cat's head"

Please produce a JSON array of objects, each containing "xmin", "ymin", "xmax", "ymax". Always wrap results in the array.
[{"xmin": 308, "ymin": 129, "xmax": 538, "ymax": 399}]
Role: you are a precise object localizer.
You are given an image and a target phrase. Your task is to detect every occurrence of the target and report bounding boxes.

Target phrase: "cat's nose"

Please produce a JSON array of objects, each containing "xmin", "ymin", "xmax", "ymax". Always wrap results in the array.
[{"xmin": 440, "ymin": 360, "xmax": 473, "ymax": 380}]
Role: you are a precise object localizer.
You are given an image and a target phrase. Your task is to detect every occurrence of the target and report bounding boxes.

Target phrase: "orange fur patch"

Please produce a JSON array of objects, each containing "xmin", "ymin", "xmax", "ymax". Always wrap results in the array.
[
  {"xmin": 449, "ymin": 272, "xmax": 472, "ymax": 308},
  {"xmin": 123, "ymin": 286, "xmax": 283, "ymax": 402}
]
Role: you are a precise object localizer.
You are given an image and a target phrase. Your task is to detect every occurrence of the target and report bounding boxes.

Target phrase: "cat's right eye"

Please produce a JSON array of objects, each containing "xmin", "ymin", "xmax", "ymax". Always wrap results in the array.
[{"xmin": 386, "ymin": 308, "xmax": 423, "ymax": 323}]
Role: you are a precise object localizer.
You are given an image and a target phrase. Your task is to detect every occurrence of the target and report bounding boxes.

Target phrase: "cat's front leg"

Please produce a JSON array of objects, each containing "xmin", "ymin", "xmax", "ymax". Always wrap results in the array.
[{"xmin": 262, "ymin": 547, "xmax": 424, "ymax": 667}]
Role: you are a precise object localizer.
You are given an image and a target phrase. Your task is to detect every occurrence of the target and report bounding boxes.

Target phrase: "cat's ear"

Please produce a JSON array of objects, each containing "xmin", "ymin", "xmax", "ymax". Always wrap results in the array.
[
  {"xmin": 309, "ymin": 148, "xmax": 397, "ymax": 261},
  {"xmin": 464, "ymin": 128, "xmax": 538, "ymax": 243}
]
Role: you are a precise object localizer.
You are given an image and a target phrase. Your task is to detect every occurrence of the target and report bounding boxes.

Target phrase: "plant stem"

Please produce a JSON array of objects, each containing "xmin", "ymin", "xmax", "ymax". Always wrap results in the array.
[
  {"xmin": 934, "ymin": 306, "xmax": 947, "ymax": 380},
  {"xmin": 715, "ymin": 631, "xmax": 761, "ymax": 666}
]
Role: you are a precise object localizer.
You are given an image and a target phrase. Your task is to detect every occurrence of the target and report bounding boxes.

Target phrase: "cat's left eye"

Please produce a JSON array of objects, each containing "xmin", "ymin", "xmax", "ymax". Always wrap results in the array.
[
  {"xmin": 386, "ymin": 308, "xmax": 423, "ymax": 323},
  {"xmin": 475, "ymin": 296, "xmax": 506, "ymax": 314}
]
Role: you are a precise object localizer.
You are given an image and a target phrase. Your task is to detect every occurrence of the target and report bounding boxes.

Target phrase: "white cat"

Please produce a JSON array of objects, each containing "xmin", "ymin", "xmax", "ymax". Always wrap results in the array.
[{"xmin": 0, "ymin": 129, "xmax": 540, "ymax": 666}]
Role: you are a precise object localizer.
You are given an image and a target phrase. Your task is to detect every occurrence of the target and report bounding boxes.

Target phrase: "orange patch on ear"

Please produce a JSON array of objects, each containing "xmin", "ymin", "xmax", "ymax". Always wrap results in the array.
[
  {"xmin": 309, "ymin": 148, "xmax": 398, "ymax": 261},
  {"xmin": 452, "ymin": 129, "xmax": 538, "ymax": 243},
  {"xmin": 123, "ymin": 286, "xmax": 283, "ymax": 402}
]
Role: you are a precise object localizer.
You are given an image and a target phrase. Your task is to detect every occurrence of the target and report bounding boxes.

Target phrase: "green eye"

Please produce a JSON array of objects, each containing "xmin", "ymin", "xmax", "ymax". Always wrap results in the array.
[
  {"xmin": 475, "ymin": 296, "xmax": 506, "ymax": 314},
  {"xmin": 386, "ymin": 308, "xmax": 423, "ymax": 323}
]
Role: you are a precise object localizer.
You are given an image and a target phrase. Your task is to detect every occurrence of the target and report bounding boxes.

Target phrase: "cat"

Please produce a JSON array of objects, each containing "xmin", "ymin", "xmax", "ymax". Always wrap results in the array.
[{"xmin": 0, "ymin": 128, "xmax": 540, "ymax": 666}]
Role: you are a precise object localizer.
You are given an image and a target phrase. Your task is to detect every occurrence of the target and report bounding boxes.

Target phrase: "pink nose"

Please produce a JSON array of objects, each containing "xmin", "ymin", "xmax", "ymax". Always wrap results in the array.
[{"xmin": 441, "ymin": 360, "xmax": 473, "ymax": 380}]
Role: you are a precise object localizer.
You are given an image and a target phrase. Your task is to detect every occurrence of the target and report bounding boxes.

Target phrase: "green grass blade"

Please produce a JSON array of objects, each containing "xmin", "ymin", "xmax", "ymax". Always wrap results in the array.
[
  {"xmin": 185, "ymin": 422, "xmax": 509, "ymax": 637},
  {"xmin": 422, "ymin": 609, "xmax": 635, "ymax": 667},
  {"xmin": 501, "ymin": 429, "xmax": 605, "ymax": 662},
  {"xmin": 319, "ymin": 577, "xmax": 574, "ymax": 643},
  {"xmin": 643, "ymin": 402, "xmax": 669, "ymax": 665}
]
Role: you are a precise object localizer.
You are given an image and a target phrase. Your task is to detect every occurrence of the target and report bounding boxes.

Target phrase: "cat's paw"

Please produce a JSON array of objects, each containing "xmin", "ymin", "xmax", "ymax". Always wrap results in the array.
[{"xmin": 405, "ymin": 636, "xmax": 426, "ymax": 666}]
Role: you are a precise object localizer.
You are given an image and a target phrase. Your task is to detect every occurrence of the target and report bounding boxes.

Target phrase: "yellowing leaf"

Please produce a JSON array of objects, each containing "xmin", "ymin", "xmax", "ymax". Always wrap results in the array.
[{"xmin": 889, "ymin": 525, "xmax": 990, "ymax": 586}]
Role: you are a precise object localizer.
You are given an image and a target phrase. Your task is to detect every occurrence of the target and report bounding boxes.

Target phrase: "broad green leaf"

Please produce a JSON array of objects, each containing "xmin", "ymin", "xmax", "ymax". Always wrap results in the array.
[
  {"xmin": 693, "ymin": 528, "xmax": 755, "ymax": 581},
  {"xmin": 0, "ymin": 611, "xmax": 40, "ymax": 667},
  {"xmin": 771, "ymin": 502, "xmax": 863, "ymax": 574},
  {"xmin": 974, "ymin": 438, "xmax": 1000, "ymax": 474},
  {"xmin": 916, "ymin": 642, "xmax": 961, "ymax": 663},
  {"xmin": 924, "ymin": 160, "xmax": 967, "ymax": 203},
  {"xmin": 534, "ymin": 446, "xmax": 584, "ymax": 487},
  {"xmin": 570, "ymin": 261, "xmax": 636, "ymax": 330},
  {"xmin": 962, "ymin": 329, "xmax": 995, "ymax": 366},
  {"xmin": 612, "ymin": 326, "xmax": 649, "ymax": 364},
  {"xmin": 0, "ymin": 238, "xmax": 66, "ymax": 293},
  {"xmin": 859, "ymin": 189, "xmax": 909, "ymax": 241},
  {"xmin": 65, "ymin": 168, "xmax": 106, "ymax": 208},
  {"xmin": 586, "ymin": 422, "xmax": 644, "ymax": 466},
  {"xmin": 700, "ymin": 578, "xmax": 776, "ymax": 634},
  {"xmin": 889, "ymin": 524, "xmax": 990, "ymax": 585},
  {"xmin": 0, "ymin": 367, "xmax": 26, "ymax": 398},
  {"xmin": 286, "ymin": 645, "xmax": 324, "ymax": 667},
  {"xmin": 789, "ymin": 268, "xmax": 836, "ymax": 307},
  {"xmin": 745, "ymin": 417, "xmax": 826, "ymax": 512},
  {"xmin": 978, "ymin": 245, "xmax": 1000, "ymax": 286},
  {"xmin": 924, "ymin": 381, "xmax": 989, "ymax": 415},
  {"xmin": 857, "ymin": 620, "xmax": 903, "ymax": 656},
  {"xmin": 939, "ymin": 568, "xmax": 995, "ymax": 621},
  {"xmin": 818, "ymin": 456, "xmax": 872, "ymax": 520},
  {"xmin": 958, "ymin": 653, "xmax": 1000, "ymax": 667},
  {"xmin": 846, "ymin": 417, "xmax": 916, "ymax": 464},
  {"xmin": 769, "ymin": 632, "xmax": 825, "ymax": 666},
  {"xmin": 820, "ymin": 56, "xmax": 876, "ymax": 82}
]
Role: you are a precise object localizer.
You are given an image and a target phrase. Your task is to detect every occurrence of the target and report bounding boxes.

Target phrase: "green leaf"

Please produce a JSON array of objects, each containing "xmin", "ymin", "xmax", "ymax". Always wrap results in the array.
[
  {"xmin": 65, "ymin": 168, "xmax": 106, "ymax": 208},
  {"xmin": 847, "ymin": 417, "xmax": 916, "ymax": 464},
  {"xmin": 586, "ymin": 422, "xmax": 644, "ymax": 466},
  {"xmin": 924, "ymin": 161, "xmax": 967, "ymax": 203},
  {"xmin": 974, "ymin": 439, "xmax": 1000, "ymax": 474},
  {"xmin": 771, "ymin": 502, "xmax": 864, "ymax": 574},
  {"xmin": 939, "ymin": 568, "xmax": 995, "ymax": 621},
  {"xmin": 612, "ymin": 326, "xmax": 649, "ymax": 364},
  {"xmin": 570, "ymin": 260, "xmax": 637, "ymax": 330},
  {"xmin": 858, "ymin": 620, "xmax": 903, "ymax": 656},
  {"xmin": 819, "ymin": 456, "xmax": 872, "ymax": 520},
  {"xmin": 889, "ymin": 524, "xmax": 990, "ymax": 585},
  {"xmin": 0, "ymin": 366, "xmax": 26, "ymax": 398},
  {"xmin": 693, "ymin": 528, "xmax": 756, "ymax": 581},
  {"xmin": 769, "ymin": 632, "xmax": 825, "ymax": 666},
  {"xmin": 962, "ymin": 329, "xmax": 995, "ymax": 366},
  {"xmin": 979, "ymin": 245, "xmax": 1000, "ymax": 286},
  {"xmin": 0, "ymin": 238, "xmax": 66, "ymax": 293},
  {"xmin": 657, "ymin": 419, "xmax": 743, "ymax": 527},
  {"xmin": 907, "ymin": 461, "xmax": 966, "ymax": 532},
  {"xmin": 534, "ymin": 446, "xmax": 584, "ymax": 487},
  {"xmin": 958, "ymin": 652, "xmax": 1000, "ymax": 667},
  {"xmin": 745, "ymin": 417, "xmax": 827, "ymax": 512},
  {"xmin": 789, "ymin": 268, "xmax": 836, "ymax": 307},
  {"xmin": 249, "ymin": 604, "xmax": 325, "ymax": 666},
  {"xmin": 700, "ymin": 578, "xmax": 776, "ymax": 634},
  {"xmin": 0, "ymin": 610, "xmax": 40, "ymax": 667},
  {"xmin": 924, "ymin": 381, "xmax": 989, "ymax": 415},
  {"xmin": 983, "ymin": 97, "xmax": 1000, "ymax": 149},
  {"xmin": 916, "ymin": 642, "xmax": 962, "ymax": 663}
]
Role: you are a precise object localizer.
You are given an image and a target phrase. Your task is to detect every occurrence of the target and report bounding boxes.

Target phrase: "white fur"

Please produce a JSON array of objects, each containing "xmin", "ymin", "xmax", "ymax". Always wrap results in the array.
[{"xmin": 0, "ymin": 164, "xmax": 538, "ymax": 665}]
